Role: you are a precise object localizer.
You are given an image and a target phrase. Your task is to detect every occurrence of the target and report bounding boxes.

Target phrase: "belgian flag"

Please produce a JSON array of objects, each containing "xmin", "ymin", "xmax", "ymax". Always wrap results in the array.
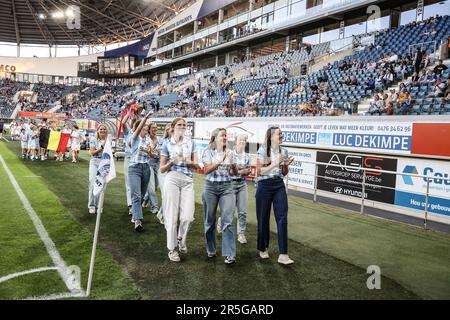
[{"xmin": 47, "ymin": 130, "xmax": 71, "ymax": 152}]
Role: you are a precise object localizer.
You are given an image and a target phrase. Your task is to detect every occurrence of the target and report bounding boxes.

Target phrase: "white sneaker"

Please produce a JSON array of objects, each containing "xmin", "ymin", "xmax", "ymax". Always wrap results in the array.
[
  {"xmin": 224, "ymin": 256, "xmax": 236, "ymax": 264},
  {"xmin": 88, "ymin": 208, "xmax": 96, "ymax": 215},
  {"xmin": 134, "ymin": 220, "xmax": 143, "ymax": 232},
  {"xmin": 259, "ymin": 250, "xmax": 270, "ymax": 259},
  {"xmin": 177, "ymin": 238, "xmax": 187, "ymax": 254},
  {"xmin": 278, "ymin": 254, "xmax": 294, "ymax": 265},
  {"xmin": 150, "ymin": 206, "xmax": 159, "ymax": 214},
  {"xmin": 131, "ymin": 218, "xmax": 135, "ymax": 224},
  {"xmin": 156, "ymin": 210, "xmax": 164, "ymax": 225},
  {"xmin": 217, "ymin": 217, "xmax": 222, "ymax": 234},
  {"xmin": 238, "ymin": 234, "xmax": 247, "ymax": 244},
  {"xmin": 168, "ymin": 250, "xmax": 180, "ymax": 262}
]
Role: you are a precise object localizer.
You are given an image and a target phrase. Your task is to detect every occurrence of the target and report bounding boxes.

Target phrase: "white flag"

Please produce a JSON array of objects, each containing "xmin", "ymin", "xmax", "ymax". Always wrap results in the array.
[{"xmin": 93, "ymin": 136, "xmax": 116, "ymax": 196}]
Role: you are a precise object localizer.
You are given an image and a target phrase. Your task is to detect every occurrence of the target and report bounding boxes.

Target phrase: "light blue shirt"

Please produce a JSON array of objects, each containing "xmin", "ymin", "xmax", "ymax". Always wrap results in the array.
[
  {"xmin": 129, "ymin": 135, "xmax": 151, "ymax": 165},
  {"xmin": 89, "ymin": 136, "xmax": 105, "ymax": 159},
  {"xmin": 124, "ymin": 129, "xmax": 132, "ymax": 156},
  {"xmin": 232, "ymin": 150, "xmax": 250, "ymax": 180},
  {"xmin": 202, "ymin": 148, "xmax": 236, "ymax": 182},
  {"xmin": 161, "ymin": 137, "xmax": 196, "ymax": 177},
  {"xmin": 257, "ymin": 146, "xmax": 289, "ymax": 181}
]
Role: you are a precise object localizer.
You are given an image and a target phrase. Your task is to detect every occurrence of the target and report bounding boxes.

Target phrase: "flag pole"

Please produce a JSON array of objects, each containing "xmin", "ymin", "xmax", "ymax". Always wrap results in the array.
[{"xmin": 86, "ymin": 186, "xmax": 106, "ymax": 297}]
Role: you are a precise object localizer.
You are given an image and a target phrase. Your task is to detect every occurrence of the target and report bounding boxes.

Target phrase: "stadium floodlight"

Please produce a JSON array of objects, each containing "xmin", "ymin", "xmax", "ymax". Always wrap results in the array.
[
  {"xmin": 52, "ymin": 11, "xmax": 65, "ymax": 19},
  {"xmin": 38, "ymin": 13, "xmax": 46, "ymax": 20}
]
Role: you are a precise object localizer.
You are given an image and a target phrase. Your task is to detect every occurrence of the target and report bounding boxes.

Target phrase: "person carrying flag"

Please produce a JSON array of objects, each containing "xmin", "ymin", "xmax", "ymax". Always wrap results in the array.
[{"xmin": 88, "ymin": 124, "xmax": 108, "ymax": 215}]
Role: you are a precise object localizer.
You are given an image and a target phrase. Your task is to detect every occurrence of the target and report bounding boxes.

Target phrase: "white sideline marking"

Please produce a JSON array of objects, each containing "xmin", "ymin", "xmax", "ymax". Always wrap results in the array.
[
  {"xmin": 24, "ymin": 291, "xmax": 85, "ymax": 300},
  {"xmin": 0, "ymin": 154, "xmax": 82, "ymax": 294},
  {"xmin": 0, "ymin": 266, "xmax": 58, "ymax": 284}
]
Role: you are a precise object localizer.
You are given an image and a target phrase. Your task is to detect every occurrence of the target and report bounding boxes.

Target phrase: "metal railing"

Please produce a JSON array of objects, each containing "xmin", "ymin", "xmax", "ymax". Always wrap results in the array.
[
  {"xmin": 408, "ymin": 40, "xmax": 438, "ymax": 62},
  {"xmin": 283, "ymin": 159, "xmax": 450, "ymax": 229}
]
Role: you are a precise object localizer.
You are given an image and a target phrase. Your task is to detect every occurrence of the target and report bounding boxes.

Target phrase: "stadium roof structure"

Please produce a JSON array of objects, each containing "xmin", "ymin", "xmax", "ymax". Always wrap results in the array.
[{"xmin": 0, "ymin": 0, "xmax": 194, "ymax": 46}]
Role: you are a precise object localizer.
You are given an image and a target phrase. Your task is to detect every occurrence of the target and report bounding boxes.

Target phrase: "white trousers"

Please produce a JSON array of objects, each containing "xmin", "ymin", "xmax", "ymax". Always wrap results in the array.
[
  {"xmin": 163, "ymin": 171, "xmax": 195, "ymax": 251},
  {"xmin": 124, "ymin": 156, "xmax": 131, "ymax": 207}
]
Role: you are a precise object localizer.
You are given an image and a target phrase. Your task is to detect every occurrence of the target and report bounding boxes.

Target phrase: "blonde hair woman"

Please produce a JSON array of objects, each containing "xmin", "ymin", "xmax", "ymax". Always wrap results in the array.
[
  {"xmin": 88, "ymin": 124, "xmax": 108, "ymax": 214},
  {"xmin": 160, "ymin": 118, "xmax": 198, "ymax": 262}
]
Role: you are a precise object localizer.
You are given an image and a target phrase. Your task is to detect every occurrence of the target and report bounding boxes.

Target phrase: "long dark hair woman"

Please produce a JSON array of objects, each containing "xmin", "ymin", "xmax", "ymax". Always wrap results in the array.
[{"xmin": 256, "ymin": 126, "xmax": 295, "ymax": 265}]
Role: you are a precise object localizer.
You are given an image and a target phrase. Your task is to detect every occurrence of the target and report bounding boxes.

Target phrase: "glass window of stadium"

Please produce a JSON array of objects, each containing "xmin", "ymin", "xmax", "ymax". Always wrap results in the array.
[
  {"xmin": 290, "ymin": 0, "xmax": 307, "ymax": 17},
  {"xmin": 423, "ymin": 0, "xmax": 450, "ymax": 19}
]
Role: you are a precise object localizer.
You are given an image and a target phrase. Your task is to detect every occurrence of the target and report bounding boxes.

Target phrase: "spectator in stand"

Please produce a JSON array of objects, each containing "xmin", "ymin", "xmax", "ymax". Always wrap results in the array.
[
  {"xmin": 368, "ymin": 95, "xmax": 383, "ymax": 115},
  {"xmin": 425, "ymin": 69, "xmax": 437, "ymax": 84},
  {"xmin": 413, "ymin": 47, "xmax": 423, "ymax": 74},
  {"xmin": 388, "ymin": 89, "xmax": 398, "ymax": 105},
  {"xmin": 365, "ymin": 76, "xmax": 375, "ymax": 94},
  {"xmin": 385, "ymin": 102, "xmax": 394, "ymax": 115},
  {"xmin": 428, "ymin": 79, "xmax": 446, "ymax": 98},
  {"xmin": 399, "ymin": 89, "xmax": 412, "ymax": 114},
  {"xmin": 375, "ymin": 71, "xmax": 385, "ymax": 90},
  {"xmin": 418, "ymin": 70, "xmax": 427, "ymax": 85},
  {"xmin": 422, "ymin": 51, "xmax": 430, "ymax": 69},
  {"xmin": 433, "ymin": 60, "xmax": 448, "ymax": 76},
  {"xmin": 383, "ymin": 70, "xmax": 394, "ymax": 89},
  {"xmin": 409, "ymin": 72, "xmax": 420, "ymax": 86}
]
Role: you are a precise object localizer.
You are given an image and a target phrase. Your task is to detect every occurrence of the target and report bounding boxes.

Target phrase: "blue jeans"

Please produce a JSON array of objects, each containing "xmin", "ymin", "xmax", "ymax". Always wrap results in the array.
[
  {"xmin": 255, "ymin": 177, "xmax": 288, "ymax": 254},
  {"xmin": 128, "ymin": 162, "xmax": 150, "ymax": 221},
  {"xmin": 202, "ymin": 181, "xmax": 236, "ymax": 257},
  {"xmin": 144, "ymin": 159, "xmax": 159, "ymax": 210},
  {"xmin": 88, "ymin": 157, "xmax": 101, "ymax": 209},
  {"xmin": 232, "ymin": 179, "xmax": 248, "ymax": 235}
]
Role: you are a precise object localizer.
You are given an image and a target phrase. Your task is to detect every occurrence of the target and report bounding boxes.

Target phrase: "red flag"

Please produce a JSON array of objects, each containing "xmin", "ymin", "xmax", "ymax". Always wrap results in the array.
[{"xmin": 56, "ymin": 133, "xmax": 71, "ymax": 153}]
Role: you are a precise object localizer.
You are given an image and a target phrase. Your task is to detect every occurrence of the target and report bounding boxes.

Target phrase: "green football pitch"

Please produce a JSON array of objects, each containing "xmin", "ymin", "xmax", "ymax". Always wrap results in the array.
[{"xmin": 1, "ymin": 140, "xmax": 450, "ymax": 300}]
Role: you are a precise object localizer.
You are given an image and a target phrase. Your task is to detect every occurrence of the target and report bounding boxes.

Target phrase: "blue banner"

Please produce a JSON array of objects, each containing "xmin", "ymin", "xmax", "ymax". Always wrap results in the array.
[
  {"xmin": 394, "ymin": 191, "xmax": 450, "ymax": 216},
  {"xmin": 104, "ymin": 33, "xmax": 154, "ymax": 59},
  {"xmin": 333, "ymin": 133, "xmax": 411, "ymax": 151},
  {"xmin": 283, "ymin": 131, "xmax": 317, "ymax": 145}
]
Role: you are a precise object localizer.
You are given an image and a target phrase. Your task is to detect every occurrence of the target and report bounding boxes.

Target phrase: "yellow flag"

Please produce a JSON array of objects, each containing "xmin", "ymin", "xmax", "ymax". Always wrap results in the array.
[{"xmin": 47, "ymin": 131, "xmax": 61, "ymax": 151}]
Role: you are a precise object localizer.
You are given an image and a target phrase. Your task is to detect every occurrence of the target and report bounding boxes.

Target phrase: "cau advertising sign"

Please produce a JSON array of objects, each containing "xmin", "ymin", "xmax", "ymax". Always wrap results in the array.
[{"xmin": 316, "ymin": 151, "xmax": 397, "ymax": 204}]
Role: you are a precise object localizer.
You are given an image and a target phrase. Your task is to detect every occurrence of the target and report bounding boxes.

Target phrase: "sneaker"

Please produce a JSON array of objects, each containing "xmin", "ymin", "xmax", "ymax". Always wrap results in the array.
[
  {"xmin": 217, "ymin": 217, "xmax": 222, "ymax": 234},
  {"xmin": 142, "ymin": 199, "xmax": 149, "ymax": 208},
  {"xmin": 131, "ymin": 218, "xmax": 135, "ymax": 224},
  {"xmin": 177, "ymin": 238, "xmax": 187, "ymax": 254},
  {"xmin": 156, "ymin": 210, "xmax": 164, "ymax": 225},
  {"xmin": 88, "ymin": 208, "xmax": 96, "ymax": 215},
  {"xmin": 168, "ymin": 250, "xmax": 180, "ymax": 262},
  {"xmin": 72, "ymin": 159, "xmax": 77, "ymax": 163},
  {"xmin": 207, "ymin": 252, "xmax": 217, "ymax": 258},
  {"xmin": 238, "ymin": 234, "xmax": 247, "ymax": 244},
  {"xmin": 134, "ymin": 220, "xmax": 143, "ymax": 232},
  {"xmin": 224, "ymin": 256, "xmax": 236, "ymax": 264},
  {"xmin": 150, "ymin": 206, "xmax": 159, "ymax": 214},
  {"xmin": 259, "ymin": 250, "xmax": 270, "ymax": 259},
  {"xmin": 278, "ymin": 254, "xmax": 294, "ymax": 265}
]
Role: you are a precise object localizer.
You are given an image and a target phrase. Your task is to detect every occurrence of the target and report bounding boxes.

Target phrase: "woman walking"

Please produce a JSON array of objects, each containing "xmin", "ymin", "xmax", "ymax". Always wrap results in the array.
[
  {"xmin": 70, "ymin": 125, "xmax": 82, "ymax": 163},
  {"xmin": 256, "ymin": 126, "xmax": 295, "ymax": 265},
  {"xmin": 202, "ymin": 128, "xmax": 238, "ymax": 264},
  {"xmin": 232, "ymin": 134, "xmax": 251, "ymax": 244},
  {"xmin": 128, "ymin": 111, "xmax": 152, "ymax": 231},
  {"xmin": 143, "ymin": 122, "xmax": 162, "ymax": 218},
  {"xmin": 160, "ymin": 118, "xmax": 197, "ymax": 262},
  {"xmin": 157, "ymin": 123, "xmax": 172, "ymax": 224},
  {"xmin": 88, "ymin": 124, "xmax": 108, "ymax": 214}
]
